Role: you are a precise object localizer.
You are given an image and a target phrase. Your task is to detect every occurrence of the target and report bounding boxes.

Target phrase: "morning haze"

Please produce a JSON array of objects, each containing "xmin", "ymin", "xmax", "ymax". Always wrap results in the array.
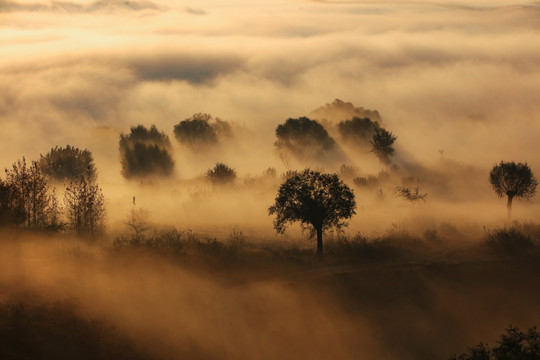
[{"xmin": 1, "ymin": 0, "xmax": 539, "ymax": 359}]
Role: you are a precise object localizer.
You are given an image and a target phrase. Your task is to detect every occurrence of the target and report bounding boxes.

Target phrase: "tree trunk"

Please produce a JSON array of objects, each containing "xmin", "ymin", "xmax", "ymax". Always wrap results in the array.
[
  {"xmin": 316, "ymin": 227, "xmax": 323, "ymax": 257},
  {"xmin": 507, "ymin": 195, "xmax": 514, "ymax": 219}
]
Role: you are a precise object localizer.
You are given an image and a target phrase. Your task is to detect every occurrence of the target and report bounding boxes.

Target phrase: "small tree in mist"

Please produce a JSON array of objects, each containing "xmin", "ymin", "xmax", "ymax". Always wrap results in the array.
[
  {"xmin": 206, "ymin": 162, "xmax": 236, "ymax": 185},
  {"xmin": 449, "ymin": 325, "xmax": 540, "ymax": 360},
  {"xmin": 64, "ymin": 177, "xmax": 105, "ymax": 237},
  {"xmin": 274, "ymin": 117, "xmax": 336, "ymax": 160},
  {"xmin": 38, "ymin": 145, "xmax": 97, "ymax": 183},
  {"xmin": 489, "ymin": 161, "xmax": 537, "ymax": 218},
  {"xmin": 119, "ymin": 125, "xmax": 174, "ymax": 179},
  {"xmin": 173, "ymin": 113, "xmax": 232, "ymax": 149},
  {"xmin": 371, "ymin": 128, "xmax": 397, "ymax": 165},
  {"xmin": 269, "ymin": 169, "xmax": 356, "ymax": 256},
  {"xmin": 2, "ymin": 157, "xmax": 60, "ymax": 230},
  {"xmin": 338, "ymin": 116, "xmax": 381, "ymax": 148}
]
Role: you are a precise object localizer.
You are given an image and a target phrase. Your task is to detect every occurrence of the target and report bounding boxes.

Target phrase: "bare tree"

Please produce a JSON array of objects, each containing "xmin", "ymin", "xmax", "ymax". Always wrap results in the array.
[
  {"xmin": 3, "ymin": 158, "xmax": 57, "ymax": 230},
  {"xmin": 64, "ymin": 178, "xmax": 105, "ymax": 237},
  {"xmin": 393, "ymin": 186, "xmax": 427, "ymax": 202}
]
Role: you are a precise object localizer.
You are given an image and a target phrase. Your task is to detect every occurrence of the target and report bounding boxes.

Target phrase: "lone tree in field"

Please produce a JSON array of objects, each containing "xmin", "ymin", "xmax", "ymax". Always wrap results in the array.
[
  {"xmin": 269, "ymin": 169, "xmax": 356, "ymax": 256},
  {"xmin": 489, "ymin": 161, "xmax": 537, "ymax": 218},
  {"xmin": 371, "ymin": 128, "xmax": 397, "ymax": 165}
]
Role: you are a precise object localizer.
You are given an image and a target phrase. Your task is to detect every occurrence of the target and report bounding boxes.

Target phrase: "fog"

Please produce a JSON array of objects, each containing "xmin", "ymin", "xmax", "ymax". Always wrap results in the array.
[{"xmin": 1, "ymin": 0, "xmax": 540, "ymax": 358}]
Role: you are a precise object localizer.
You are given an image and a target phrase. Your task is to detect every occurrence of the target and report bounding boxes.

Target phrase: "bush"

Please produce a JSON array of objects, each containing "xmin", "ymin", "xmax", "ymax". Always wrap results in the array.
[
  {"xmin": 206, "ymin": 163, "xmax": 236, "ymax": 185},
  {"xmin": 484, "ymin": 224, "xmax": 535, "ymax": 254}
]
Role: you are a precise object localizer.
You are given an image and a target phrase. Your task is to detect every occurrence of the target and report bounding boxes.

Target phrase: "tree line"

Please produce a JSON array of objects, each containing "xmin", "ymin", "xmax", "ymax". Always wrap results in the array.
[{"xmin": 0, "ymin": 147, "xmax": 105, "ymax": 236}]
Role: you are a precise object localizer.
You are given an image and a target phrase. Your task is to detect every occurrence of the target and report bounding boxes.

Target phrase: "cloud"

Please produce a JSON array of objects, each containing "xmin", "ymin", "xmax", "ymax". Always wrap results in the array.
[
  {"xmin": 1, "ymin": 0, "xmax": 540, "ymax": 178},
  {"xmin": 0, "ymin": 0, "xmax": 162, "ymax": 13},
  {"xmin": 185, "ymin": 7, "xmax": 206, "ymax": 15}
]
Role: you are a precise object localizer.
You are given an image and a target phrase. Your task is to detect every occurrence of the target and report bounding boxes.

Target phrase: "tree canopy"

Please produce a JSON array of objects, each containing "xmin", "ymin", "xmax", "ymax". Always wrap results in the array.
[
  {"xmin": 338, "ymin": 116, "xmax": 381, "ymax": 148},
  {"xmin": 489, "ymin": 161, "xmax": 537, "ymax": 218},
  {"xmin": 119, "ymin": 125, "xmax": 174, "ymax": 179},
  {"xmin": 173, "ymin": 113, "xmax": 232, "ymax": 149},
  {"xmin": 274, "ymin": 117, "xmax": 336, "ymax": 161},
  {"xmin": 268, "ymin": 169, "xmax": 356, "ymax": 255},
  {"xmin": 371, "ymin": 128, "xmax": 397, "ymax": 165},
  {"xmin": 38, "ymin": 145, "xmax": 97, "ymax": 182},
  {"xmin": 449, "ymin": 326, "xmax": 540, "ymax": 360}
]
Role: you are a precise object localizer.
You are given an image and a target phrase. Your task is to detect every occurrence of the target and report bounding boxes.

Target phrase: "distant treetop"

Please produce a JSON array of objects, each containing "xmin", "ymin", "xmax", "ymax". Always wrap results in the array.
[
  {"xmin": 173, "ymin": 113, "xmax": 232, "ymax": 149},
  {"xmin": 119, "ymin": 125, "xmax": 174, "ymax": 179},
  {"xmin": 309, "ymin": 99, "xmax": 382, "ymax": 124},
  {"xmin": 38, "ymin": 145, "xmax": 97, "ymax": 183},
  {"xmin": 274, "ymin": 117, "xmax": 336, "ymax": 161}
]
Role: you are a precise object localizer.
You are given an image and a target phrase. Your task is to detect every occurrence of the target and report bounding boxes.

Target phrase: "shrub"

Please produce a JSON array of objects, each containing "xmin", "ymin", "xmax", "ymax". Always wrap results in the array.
[
  {"xmin": 484, "ymin": 224, "xmax": 535, "ymax": 254},
  {"xmin": 206, "ymin": 163, "xmax": 236, "ymax": 185}
]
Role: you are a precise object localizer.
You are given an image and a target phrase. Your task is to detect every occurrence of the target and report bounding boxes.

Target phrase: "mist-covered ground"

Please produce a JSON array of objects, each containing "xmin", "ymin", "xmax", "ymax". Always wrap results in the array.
[{"xmin": 2, "ymin": 0, "xmax": 540, "ymax": 359}]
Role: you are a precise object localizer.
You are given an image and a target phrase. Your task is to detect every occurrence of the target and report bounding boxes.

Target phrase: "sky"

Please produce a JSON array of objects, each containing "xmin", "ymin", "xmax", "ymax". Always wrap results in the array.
[{"xmin": 1, "ymin": 0, "xmax": 540, "ymax": 227}]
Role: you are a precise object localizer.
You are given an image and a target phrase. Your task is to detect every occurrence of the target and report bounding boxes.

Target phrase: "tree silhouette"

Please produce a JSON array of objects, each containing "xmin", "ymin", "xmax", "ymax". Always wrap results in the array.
[
  {"xmin": 269, "ymin": 169, "xmax": 356, "ymax": 256},
  {"xmin": 173, "ymin": 113, "xmax": 232, "ymax": 149},
  {"xmin": 206, "ymin": 162, "xmax": 236, "ymax": 185},
  {"xmin": 449, "ymin": 326, "xmax": 540, "ymax": 360},
  {"xmin": 64, "ymin": 177, "xmax": 105, "ymax": 237},
  {"xmin": 3, "ymin": 158, "xmax": 59, "ymax": 230},
  {"xmin": 371, "ymin": 128, "xmax": 397, "ymax": 165},
  {"xmin": 119, "ymin": 125, "xmax": 174, "ymax": 179},
  {"xmin": 338, "ymin": 116, "xmax": 381, "ymax": 148},
  {"xmin": 0, "ymin": 179, "xmax": 26, "ymax": 227},
  {"xmin": 38, "ymin": 145, "xmax": 97, "ymax": 183},
  {"xmin": 274, "ymin": 117, "xmax": 336, "ymax": 161},
  {"xmin": 393, "ymin": 186, "xmax": 427, "ymax": 202},
  {"xmin": 489, "ymin": 161, "xmax": 537, "ymax": 218}
]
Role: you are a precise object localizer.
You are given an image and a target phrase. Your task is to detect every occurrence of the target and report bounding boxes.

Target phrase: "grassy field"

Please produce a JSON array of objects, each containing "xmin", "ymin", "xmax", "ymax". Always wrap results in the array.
[{"xmin": 1, "ymin": 223, "xmax": 540, "ymax": 360}]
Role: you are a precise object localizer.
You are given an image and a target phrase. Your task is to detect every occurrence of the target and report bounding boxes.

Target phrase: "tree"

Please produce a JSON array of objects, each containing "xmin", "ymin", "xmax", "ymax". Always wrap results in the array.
[
  {"xmin": 338, "ymin": 116, "xmax": 381, "ymax": 148},
  {"xmin": 119, "ymin": 125, "xmax": 174, "ymax": 179},
  {"xmin": 173, "ymin": 113, "xmax": 232, "ymax": 149},
  {"xmin": 268, "ymin": 169, "xmax": 356, "ymax": 256},
  {"xmin": 64, "ymin": 177, "xmax": 105, "ymax": 237},
  {"xmin": 274, "ymin": 117, "xmax": 336, "ymax": 161},
  {"xmin": 206, "ymin": 162, "xmax": 236, "ymax": 185},
  {"xmin": 3, "ymin": 158, "xmax": 58, "ymax": 230},
  {"xmin": 489, "ymin": 161, "xmax": 537, "ymax": 218},
  {"xmin": 371, "ymin": 128, "xmax": 397, "ymax": 165},
  {"xmin": 449, "ymin": 326, "xmax": 540, "ymax": 360},
  {"xmin": 0, "ymin": 179, "xmax": 26, "ymax": 227},
  {"xmin": 174, "ymin": 113, "xmax": 217, "ymax": 147},
  {"xmin": 38, "ymin": 145, "xmax": 97, "ymax": 183}
]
